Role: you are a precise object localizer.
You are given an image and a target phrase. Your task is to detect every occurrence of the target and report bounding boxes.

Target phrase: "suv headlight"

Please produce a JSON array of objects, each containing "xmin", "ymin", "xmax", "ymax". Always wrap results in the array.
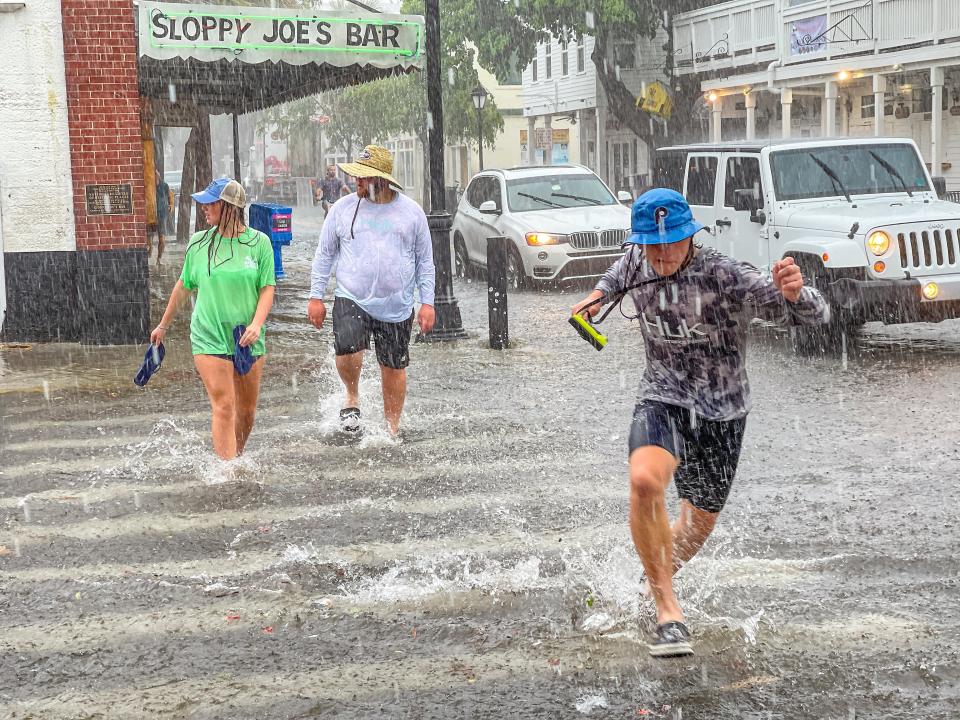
[
  {"xmin": 525, "ymin": 232, "xmax": 568, "ymax": 246},
  {"xmin": 867, "ymin": 230, "xmax": 891, "ymax": 256}
]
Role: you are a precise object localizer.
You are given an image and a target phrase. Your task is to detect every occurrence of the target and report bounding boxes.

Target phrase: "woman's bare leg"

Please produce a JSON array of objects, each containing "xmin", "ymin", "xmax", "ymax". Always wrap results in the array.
[
  {"xmin": 233, "ymin": 357, "xmax": 265, "ymax": 454},
  {"xmin": 194, "ymin": 355, "xmax": 238, "ymax": 460}
]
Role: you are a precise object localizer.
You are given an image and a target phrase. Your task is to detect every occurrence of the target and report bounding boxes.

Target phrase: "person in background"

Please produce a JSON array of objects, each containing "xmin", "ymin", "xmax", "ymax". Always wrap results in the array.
[
  {"xmin": 307, "ymin": 145, "xmax": 435, "ymax": 437},
  {"xmin": 151, "ymin": 178, "xmax": 276, "ymax": 460},
  {"xmin": 148, "ymin": 169, "xmax": 170, "ymax": 266},
  {"xmin": 316, "ymin": 164, "xmax": 349, "ymax": 216}
]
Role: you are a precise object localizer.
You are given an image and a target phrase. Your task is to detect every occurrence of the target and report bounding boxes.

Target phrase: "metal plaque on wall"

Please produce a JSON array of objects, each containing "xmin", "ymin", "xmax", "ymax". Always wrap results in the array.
[{"xmin": 85, "ymin": 184, "xmax": 134, "ymax": 215}]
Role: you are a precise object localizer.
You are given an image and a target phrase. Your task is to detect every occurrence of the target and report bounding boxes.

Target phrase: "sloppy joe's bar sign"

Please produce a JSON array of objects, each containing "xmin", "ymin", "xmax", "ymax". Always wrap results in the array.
[{"xmin": 139, "ymin": 2, "xmax": 424, "ymax": 67}]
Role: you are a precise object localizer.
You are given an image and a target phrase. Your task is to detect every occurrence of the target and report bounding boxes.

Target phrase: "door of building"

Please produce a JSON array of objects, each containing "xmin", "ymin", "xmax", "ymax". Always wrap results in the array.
[{"xmin": 611, "ymin": 141, "xmax": 632, "ymax": 193}]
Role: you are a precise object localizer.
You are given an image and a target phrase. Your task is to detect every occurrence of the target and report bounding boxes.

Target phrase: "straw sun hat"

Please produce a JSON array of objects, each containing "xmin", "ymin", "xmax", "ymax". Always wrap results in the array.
[{"xmin": 338, "ymin": 145, "xmax": 402, "ymax": 189}]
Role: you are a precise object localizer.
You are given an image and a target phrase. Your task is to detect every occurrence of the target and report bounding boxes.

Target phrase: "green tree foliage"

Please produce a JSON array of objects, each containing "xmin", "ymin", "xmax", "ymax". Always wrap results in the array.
[
  {"xmin": 263, "ymin": 0, "xmax": 505, "ymax": 181},
  {"xmin": 262, "ymin": 77, "xmax": 399, "ymax": 166},
  {"xmin": 457, "ymin": 0, "xmax": 715, "ymax": 149}
]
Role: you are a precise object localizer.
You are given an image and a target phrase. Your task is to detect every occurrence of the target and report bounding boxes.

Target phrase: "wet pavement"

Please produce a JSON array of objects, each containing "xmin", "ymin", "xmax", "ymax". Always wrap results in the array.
[{"xmin": 2, "ymin": 209, "xmax": 959, "ymax": 719}]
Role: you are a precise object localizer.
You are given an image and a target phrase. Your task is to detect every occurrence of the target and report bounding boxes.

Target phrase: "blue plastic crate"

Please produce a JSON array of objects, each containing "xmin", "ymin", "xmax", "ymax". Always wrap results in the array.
[{"xmin": 249, "ymin": 202, "xmax": 293, "ymax": 279}]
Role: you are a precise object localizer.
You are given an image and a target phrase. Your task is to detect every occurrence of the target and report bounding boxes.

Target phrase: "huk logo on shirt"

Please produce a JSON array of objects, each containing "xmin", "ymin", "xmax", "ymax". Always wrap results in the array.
[
  {"xmin": 641, "ymin": 312, "xmax": 707, "ymax": 340},
  {"xmin": 243, "ymin": 256, "xmax": 258, "ymax": 270}
]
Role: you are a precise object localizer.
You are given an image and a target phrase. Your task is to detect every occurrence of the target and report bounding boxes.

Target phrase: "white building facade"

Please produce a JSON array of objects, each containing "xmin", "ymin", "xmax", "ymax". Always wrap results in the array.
[
  {"xmin": 521, "ymin": 30, "xmax": 672, "ymax": 196},
  {"xmin": 674, "ymin": 0, "xmax": 960, "ymax": 189},
  {"xmin": 0, "ymin": 0, "xmax": 76, "ymax": 333}
]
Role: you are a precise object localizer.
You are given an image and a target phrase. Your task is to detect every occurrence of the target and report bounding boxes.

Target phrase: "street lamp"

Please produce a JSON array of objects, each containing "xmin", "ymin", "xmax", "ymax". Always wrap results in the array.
[
  {"xmin": 422, "ymin": 0, "xmax": 466, "ymax": 340},
  {"xmin": 471, "ymin": 84, "xmax": 488, "ymax": 171}
]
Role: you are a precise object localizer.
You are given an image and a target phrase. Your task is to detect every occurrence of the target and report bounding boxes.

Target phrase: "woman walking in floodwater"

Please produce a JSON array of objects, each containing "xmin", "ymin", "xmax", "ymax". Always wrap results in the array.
[{"xmin": 150, "ymin": 178, "xmax": 275, "ymax": 460}]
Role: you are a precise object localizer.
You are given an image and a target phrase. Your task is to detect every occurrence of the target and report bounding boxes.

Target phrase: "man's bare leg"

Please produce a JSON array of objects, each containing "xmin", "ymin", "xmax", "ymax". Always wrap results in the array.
[
  {"xmin": 639, "ymin": 500, "xmax": 720, "ymax": 598},
  {"xmin": 380, "ymin": 365, "xmax": 406, "ymax": 436},
  {"xmin": 335, "ymin": 351, "xmax": 364, "ymax": 408},
  {"xmin": 671, "ymin": 500, "xmax": 719, "ymax": 572},
  {"xmin": 629, "ymin": 445, "xmax": 683, "ymax": 625}
]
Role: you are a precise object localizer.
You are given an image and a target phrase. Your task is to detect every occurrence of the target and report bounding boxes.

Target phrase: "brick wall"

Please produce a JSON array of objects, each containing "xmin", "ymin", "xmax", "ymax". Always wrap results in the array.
[{"xmin": 61, "ymin": 0, "xmax": 146, "ymax": 251}]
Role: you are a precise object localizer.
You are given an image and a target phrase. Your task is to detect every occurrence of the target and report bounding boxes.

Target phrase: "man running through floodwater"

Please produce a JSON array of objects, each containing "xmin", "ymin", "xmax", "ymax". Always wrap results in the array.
[{"xmin": 572, "ymin": 188, "xmax": 829, "ymax": 658}]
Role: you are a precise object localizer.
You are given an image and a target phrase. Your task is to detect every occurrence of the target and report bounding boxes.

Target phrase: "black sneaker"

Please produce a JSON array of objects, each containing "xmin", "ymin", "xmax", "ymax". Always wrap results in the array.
[
  {"xmin": 339, "ymin": 407, "xmax": 361, "ymax": 432},
  {"xmin": 649, "ymin": 621, "xmax": 694, "ymax": 658}
]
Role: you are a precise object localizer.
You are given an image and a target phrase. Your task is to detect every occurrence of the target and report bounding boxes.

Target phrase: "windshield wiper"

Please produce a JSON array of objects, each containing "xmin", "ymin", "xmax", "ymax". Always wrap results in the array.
[
  {"xmin": 808, "ymin": 153, "xmax": 852, "ymax": 204},
  {"xmin": 868, "ymin": 150, "xmax": 914, "ymax": 197},
  {"xmin": 517, "ymin": 191, "xmax": 564, "ymax": 208},
  {"xmin": 551, "ymin": 192, "xmax": 601, "ymax": 206}
]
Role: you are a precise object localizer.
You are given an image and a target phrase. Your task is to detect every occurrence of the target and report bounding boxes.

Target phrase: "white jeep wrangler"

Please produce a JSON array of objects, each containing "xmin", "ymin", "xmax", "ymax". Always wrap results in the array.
[{"xmin": 654, "ymin": 137, "xmax": 960, "ymax": 343}]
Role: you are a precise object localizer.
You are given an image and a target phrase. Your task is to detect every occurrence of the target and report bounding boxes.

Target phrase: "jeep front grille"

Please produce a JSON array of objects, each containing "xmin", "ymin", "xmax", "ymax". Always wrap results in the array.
[
  {"xmin": 897, "ymin": 229, "xmax": 959, "ymax": 271},
  {"xmin": 569, "ymin": 232, "xmax": 598, "ymax": 250}
]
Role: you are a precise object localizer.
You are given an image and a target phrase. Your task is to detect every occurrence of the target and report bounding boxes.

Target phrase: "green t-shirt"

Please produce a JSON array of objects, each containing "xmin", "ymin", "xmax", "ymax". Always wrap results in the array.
[{"xmin": 179, "ymin": 227, "xmax": 276, "ymax": 356}]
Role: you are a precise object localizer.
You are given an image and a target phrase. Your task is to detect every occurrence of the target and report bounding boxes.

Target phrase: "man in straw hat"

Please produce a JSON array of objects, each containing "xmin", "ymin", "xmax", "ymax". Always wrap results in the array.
[{"xmin": 307, "ymin": 145, "xmax": 436, "ymax": 436}]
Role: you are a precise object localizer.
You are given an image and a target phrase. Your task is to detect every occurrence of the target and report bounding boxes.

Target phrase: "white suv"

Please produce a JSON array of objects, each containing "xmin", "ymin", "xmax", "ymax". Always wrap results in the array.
[
  {"xmin": 655, "ymin": 137, "xmax": 960, "ymax": 340},
  {"xmin": 451, "ymin": 165, "xmax": 632, "ymax": 288}
]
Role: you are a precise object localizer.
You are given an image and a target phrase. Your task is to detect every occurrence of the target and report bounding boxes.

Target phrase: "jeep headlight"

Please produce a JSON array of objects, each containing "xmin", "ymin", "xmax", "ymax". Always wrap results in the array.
[
  {"xmin": 526, "ymin": 232, "xmax": 567, "ymax": 246},
  {"xmin": 867, "ymin": 230, "xmax": 891, "ymax": 256}
]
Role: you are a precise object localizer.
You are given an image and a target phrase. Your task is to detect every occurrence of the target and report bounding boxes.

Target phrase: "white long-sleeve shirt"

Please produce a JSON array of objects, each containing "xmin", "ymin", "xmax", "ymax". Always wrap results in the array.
[{"xmin": 310, "ymin": 193, "xmax": 436, "ymax": 322}]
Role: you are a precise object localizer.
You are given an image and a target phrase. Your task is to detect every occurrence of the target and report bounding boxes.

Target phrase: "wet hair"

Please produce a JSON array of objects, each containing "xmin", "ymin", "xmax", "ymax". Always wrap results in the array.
[{"xmin": 186, "ymin": 200, "xmax": 252, "ymax": 276}]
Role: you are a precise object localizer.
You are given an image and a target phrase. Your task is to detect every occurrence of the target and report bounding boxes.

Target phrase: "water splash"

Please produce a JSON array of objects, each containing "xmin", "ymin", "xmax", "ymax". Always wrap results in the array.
[{"xmin": 574, "ymin": 694, "xmax": 609, "ymax": 713}]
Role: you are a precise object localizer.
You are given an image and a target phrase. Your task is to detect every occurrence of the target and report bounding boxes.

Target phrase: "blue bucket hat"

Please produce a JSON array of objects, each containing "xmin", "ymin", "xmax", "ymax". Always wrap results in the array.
[
  {"xmin": 232, "ymin": 325, "xmax": 255, "ymax": 376},
  {"xmin": 626, "ymin": 188, "xmax": 706, "ymax": 246},
  {"xmin": 134, "ymin": 342, "xmax": 165, "ymax": 387}
]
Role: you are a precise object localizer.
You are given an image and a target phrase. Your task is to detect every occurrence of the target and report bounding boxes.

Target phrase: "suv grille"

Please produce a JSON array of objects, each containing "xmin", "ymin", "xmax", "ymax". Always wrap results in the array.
[
  {"xmin": 569, "ymin": 230, "xmax": 629, "ymax": 250},
  {"xmin": 601, "ymin": 229, "xmax": 629, "ymax": 248},
  {"xmin": 569, "ymin": 232, "xmax": 598, "ymax": 250},
  {"xmin": 897, "ymin": 229, "xmax": 959, "ymax": 270}
]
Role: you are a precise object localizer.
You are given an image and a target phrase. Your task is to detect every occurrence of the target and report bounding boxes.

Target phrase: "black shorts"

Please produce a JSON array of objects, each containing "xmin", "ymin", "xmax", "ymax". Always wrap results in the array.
[
  {"xmin": 628, "ymin": 400, "xmax": 747, "ymax": 514},
  {"xmin": 332, "ymin": 297, "xmax": 414, "ymax": 370}
]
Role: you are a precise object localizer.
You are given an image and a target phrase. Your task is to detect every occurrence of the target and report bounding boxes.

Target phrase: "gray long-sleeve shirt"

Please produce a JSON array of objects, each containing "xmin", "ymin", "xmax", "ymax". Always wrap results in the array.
[{"xmin": 596, "ymin": 245, "xmax": 830, "ymax": 421}]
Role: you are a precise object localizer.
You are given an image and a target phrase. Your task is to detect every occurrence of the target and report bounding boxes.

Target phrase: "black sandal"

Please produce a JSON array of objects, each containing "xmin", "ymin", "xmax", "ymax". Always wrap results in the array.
[
  {"xmin": 339, "ymin": 407, "xmax": 361, "ymax": 432},
  {"xmin": 649, "ymin": 621, "xmax": 694, "ymax": 658}
]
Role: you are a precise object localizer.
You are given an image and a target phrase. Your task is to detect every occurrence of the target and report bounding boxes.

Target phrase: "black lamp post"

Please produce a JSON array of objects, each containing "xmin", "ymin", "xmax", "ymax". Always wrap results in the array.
[
  {"xmin": 471, "ymin": 84, "xmax": 488, "ymax": 171},
  {"xmin": 421, "ymin": 0, "xmax": 466, "ymax": 341}
]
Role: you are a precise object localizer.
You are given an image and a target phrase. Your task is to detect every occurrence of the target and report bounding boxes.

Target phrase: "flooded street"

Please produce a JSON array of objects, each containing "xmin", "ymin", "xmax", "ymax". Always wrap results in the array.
[{"xmin": 2, "ymin": 220, "xmax": 959, "ymax": 719}]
